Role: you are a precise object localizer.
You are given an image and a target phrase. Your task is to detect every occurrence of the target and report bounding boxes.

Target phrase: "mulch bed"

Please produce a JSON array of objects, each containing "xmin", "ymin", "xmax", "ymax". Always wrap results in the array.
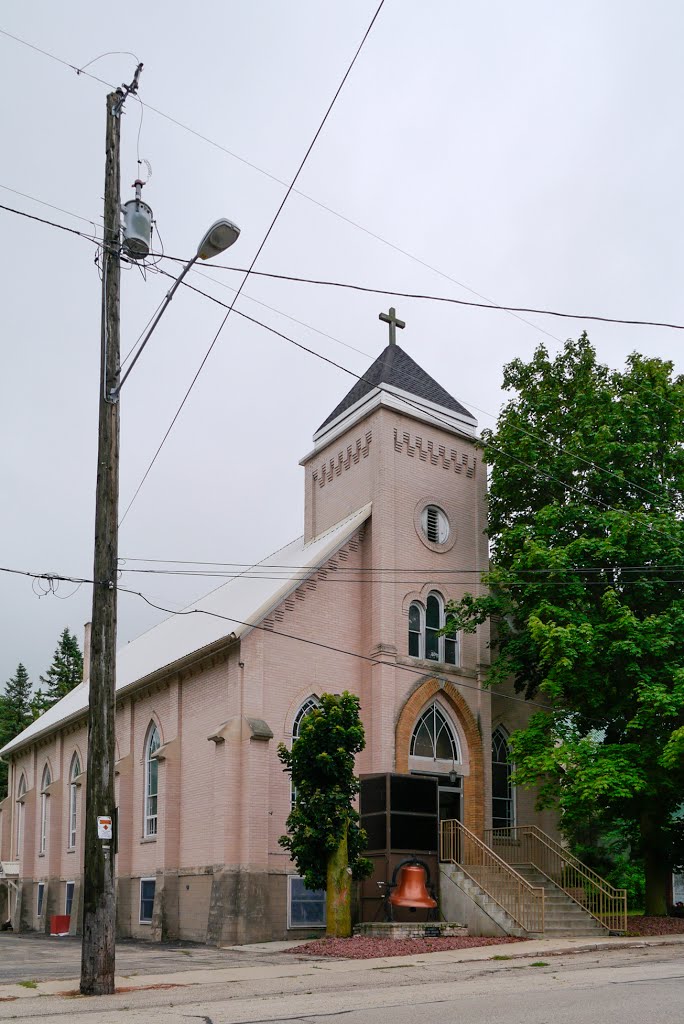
[
  {"xmin": 626, "ymin": 916, "xmax": 684, "ymax": 936},
  {"xmin": 287, "ymin": 935, "xmax": 524, "ymax": 959}
]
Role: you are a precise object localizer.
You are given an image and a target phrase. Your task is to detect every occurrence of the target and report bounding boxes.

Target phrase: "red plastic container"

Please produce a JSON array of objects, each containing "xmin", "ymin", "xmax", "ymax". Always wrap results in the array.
[{"xmin": 50, "ymin": 914, "xmax": 70, "ymax": 935}]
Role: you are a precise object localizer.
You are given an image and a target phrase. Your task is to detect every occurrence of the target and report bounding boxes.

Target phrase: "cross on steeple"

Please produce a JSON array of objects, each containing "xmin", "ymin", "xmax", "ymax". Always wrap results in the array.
[{"xmin": 379, "ymin": 306, "xmax": 405, "ymax": 346}]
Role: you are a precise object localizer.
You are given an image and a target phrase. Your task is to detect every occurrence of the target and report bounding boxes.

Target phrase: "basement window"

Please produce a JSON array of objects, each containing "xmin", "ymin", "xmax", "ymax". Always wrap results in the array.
[
  {"xmin": 288, "ymin": 876, "xmax": 326, "ymax": 929},
  {"xmin": 140, "ymin": 878, "xmax": 155, "ymax": 924}
]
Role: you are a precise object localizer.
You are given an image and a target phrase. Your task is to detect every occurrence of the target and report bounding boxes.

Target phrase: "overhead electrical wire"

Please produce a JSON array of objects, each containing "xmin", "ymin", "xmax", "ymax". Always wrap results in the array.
[
  {"xmin": 0, "ymin": 23, "xmax": 564, "ymax": 350},
  {"xmin": 152, "ymin": 268, "xmax": 684, "ymax": 543},
  {"xmin": 119, "ymin": 557, "xmax": 684, "ymax": 573},
  {"xmin": 115, "ymin": 584, "xmax": 566, "ymax": 716},
  {"xmin": 117, "ymin": 0, "xmax": 387, "ymax": 525},
  {"xmin": 157, "ymin": 267, "xmax": 673, "ymax": 512},
  {"xmin": 1, "ymin": 557, "xmax": 680, "ymax": 728},
  {"xmin": 3, "ymin": 199, "xmax": 683, "ymax": 335},
  {"xmin": 1, "ymin": 197, "xmax": 682, "ymax": 547},
  {"xmin": 0, "ymin": 188, "xmax": 675, "ymax": 513},
  {"xmin": 155, "ymin": 254, "xmax": 684, "ymax": 333}
]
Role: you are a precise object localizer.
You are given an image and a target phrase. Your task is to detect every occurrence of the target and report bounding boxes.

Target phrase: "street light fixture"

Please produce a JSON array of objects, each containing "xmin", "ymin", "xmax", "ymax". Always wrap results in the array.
[{"xmin": 113, "ymin": 217, "xmax": 240, "ymax": 398}]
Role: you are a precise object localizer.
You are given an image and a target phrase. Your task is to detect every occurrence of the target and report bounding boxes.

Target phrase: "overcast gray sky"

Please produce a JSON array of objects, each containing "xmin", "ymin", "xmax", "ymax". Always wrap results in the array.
[{"xmin": 1, "ymin": 0, "xmax": 683, "ymax": 688}]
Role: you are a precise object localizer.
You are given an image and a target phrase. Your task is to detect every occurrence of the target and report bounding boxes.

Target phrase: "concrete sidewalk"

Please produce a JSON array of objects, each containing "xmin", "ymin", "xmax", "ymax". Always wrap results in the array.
[{"xmin": 1, "ymin": 934, "xmax": 682, "ymax": 1001}]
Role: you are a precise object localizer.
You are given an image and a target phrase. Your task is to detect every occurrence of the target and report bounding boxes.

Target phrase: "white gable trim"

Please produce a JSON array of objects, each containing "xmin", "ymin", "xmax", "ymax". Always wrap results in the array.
[{"xmin": 303, "ymin": 385, "xmax": 477, "ymax": 463}]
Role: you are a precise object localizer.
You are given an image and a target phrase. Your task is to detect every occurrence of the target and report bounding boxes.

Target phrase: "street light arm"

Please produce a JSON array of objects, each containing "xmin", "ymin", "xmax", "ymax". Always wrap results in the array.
[{"xmin": 111, "ymin": 253, "xmax": 199, "ymax": 398}]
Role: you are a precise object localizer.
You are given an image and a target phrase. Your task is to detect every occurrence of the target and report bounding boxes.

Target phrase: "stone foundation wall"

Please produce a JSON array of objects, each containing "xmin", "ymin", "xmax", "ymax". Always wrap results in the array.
[{"xmin": 354, "ymin": 921, "xmax": 466, "ymax": 939}]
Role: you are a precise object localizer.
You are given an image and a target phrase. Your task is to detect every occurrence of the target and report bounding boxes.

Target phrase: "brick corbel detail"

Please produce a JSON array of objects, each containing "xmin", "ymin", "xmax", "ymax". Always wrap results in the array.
[{"xmin": 395, "ymin": 678, "xmax": 485, "ymax": 838}]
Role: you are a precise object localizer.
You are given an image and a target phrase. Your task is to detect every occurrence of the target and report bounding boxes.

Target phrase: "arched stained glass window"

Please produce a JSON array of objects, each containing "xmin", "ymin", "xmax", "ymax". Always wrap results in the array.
[
  {"xmin": 291, "ymin": 696, "xmax": 320, "ymax": 807},
  {"xmin": 492, "ymin": 727, "xmax": 514, "ymax": 831},
  {"xmin": 292, "ymin": 696, "xmax": 319, "ymax": 739},
  {"xmin": 144, "ymin": 723, "xmax": 161, "ymax": 837},
  {"xmin": 16, "ymin": 774, "xmax": 27, "ymax": 859},
  {"xmin": 40, "ymin": 764, "xmax": 51, "ymax": 855},
  {"xmin": 410, "ymin": 704, "xmax": 459, "ymax": 762},
  {"xmin": 68, "ymin": 753, "xmax": 81, "ymax": 849}
]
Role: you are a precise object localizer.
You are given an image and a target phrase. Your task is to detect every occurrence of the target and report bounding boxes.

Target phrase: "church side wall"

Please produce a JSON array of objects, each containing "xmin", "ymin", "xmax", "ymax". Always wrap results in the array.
[
  {"xmin": 490, "ymin": 686, "xmax": 561, "ymax": 843},
  {"xmin": 244, "ymin": 524, "xmax": 369, "ymax": 938}
]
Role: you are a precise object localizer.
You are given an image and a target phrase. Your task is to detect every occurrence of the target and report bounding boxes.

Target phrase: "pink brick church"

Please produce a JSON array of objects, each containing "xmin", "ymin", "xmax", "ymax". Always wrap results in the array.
[{"xmin": 0, "ymin": 320, "xmax": 557, "ymax": 943}]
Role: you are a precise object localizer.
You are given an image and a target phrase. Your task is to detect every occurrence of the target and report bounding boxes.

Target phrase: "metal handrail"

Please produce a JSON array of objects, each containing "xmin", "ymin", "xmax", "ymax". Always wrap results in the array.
[
  {"xmin": 440, "ymin": 819, "xmax": 545, "ymax": 933},
  {"xmin": 485, "ymin": 825, "xmax": 627, "ymax": 934}
]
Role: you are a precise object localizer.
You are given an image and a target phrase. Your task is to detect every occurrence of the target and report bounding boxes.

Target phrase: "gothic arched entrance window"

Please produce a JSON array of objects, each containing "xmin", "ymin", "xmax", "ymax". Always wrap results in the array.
[
  {"xmin": 492, "ymin": 726, "xmax": 515, "ymax": 831},
  {"xmin": 409, "ymin": 702, "xmax": 462, "ymax": 830},
  {"xmin": 410, "ymin": 703, "xmax": 460, "ymax": 763}
]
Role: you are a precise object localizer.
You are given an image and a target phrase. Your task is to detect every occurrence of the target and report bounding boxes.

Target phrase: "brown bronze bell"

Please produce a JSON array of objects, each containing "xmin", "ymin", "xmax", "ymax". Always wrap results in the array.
[{"xmin": 389, "ymin": 864, "xmax": 437, "ymax": 909}]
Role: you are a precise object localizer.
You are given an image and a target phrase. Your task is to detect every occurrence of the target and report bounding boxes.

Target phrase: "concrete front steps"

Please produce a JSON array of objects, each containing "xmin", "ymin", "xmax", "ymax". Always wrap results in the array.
[
  {"xmin": 511, "ymin": 865, "xmax": 608, "ymax": 938},
  {"xmin": 440, "ymin": 862, "xmax": 608, "ymax": 939},
  {"xmin": 440, "ymin": 864, "xmax": 536, "ymax": 938}
]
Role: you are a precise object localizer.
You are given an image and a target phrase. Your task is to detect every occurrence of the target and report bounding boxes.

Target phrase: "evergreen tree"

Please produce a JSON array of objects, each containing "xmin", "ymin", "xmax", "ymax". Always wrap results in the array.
[
  {"xmin": 0, "ymin": 663, "xmax": 33, "ymax": 797},
  {"xmin": 39, "ymin": 627, "xmax": 83, "ymax": 710}
]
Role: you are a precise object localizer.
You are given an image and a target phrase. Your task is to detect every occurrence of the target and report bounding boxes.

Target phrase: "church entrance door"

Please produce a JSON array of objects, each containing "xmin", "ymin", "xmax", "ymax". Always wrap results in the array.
[{"xmin": 411, "ymin": 771, "xmax": 462, "ymax": 833}]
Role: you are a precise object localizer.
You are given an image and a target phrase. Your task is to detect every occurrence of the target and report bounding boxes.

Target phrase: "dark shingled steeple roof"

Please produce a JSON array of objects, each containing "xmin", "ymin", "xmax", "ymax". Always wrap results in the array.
[{"xmin": 317, "ymin": 342, "xmax": 473, "ymax": 432}]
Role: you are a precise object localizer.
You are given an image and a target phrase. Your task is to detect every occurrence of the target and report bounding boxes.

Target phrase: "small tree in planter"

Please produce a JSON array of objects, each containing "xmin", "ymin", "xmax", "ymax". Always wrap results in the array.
[{"xmin": 278, "ymin": 691, "xmax": 372, "ymax": 937}]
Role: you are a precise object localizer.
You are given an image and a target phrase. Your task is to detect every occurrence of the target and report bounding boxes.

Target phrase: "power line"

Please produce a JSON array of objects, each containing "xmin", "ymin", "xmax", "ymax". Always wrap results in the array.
[
  {"xmin": 116, "ymin": 584, "xmax": 554, "ymax": 716},
  {"xmin": 115, "ymin": 568, "xmax": 684, "ymax": 588},
  {"xmin": 0, "ymin": 182, "xmax": 101, "ymax": 229},
  {"xmin": 119, "ymin": 557, "xmax": 684, "ymax": 572},
  {"xmin": 157, "ymin": 253, "xmax": 684, "ymax": 332},
  {"xmin": 154, "ymin": 268, "xmax": 684, "ymax": 536},
  {"xmin": 117, "ymin": 1, "xmax": 386, "ymax": 526},
  {"xmin": 160, "ymin": 267, "xmax": 673, "ymax": 512},
  {"xmin": 0, "ymin": 24, "xmax": 564, "ymax": 351},
  {"xmin": 1, "ymin": 197, "xmax": 682, "ymax": 534},
  {"xmin": 5, "ymin": 197, "xmax": 684, "ymax": 336}
]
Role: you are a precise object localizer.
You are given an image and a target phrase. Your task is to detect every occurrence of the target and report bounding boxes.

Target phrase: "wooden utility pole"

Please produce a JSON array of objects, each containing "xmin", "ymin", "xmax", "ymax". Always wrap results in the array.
[{"xmin": 79, "ymin": 87, "xmax": 123, "ymax": 997}]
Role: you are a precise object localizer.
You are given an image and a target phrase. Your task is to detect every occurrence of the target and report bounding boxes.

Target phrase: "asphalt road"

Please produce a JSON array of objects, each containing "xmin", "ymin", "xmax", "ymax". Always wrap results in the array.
[
  {"xmin": 0, "ymin": 944, "xmax": 682, "ymax": 1024},
  {"xmin": 0, "ymin": 933, "xmax": 296, "ymax": 984}
]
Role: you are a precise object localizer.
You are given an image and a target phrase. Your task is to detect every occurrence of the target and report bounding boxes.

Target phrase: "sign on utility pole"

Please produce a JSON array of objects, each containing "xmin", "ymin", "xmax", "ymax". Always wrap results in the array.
[{"xmin": 80, "ymin": 67, "xmax": 142, "ymax": 997}]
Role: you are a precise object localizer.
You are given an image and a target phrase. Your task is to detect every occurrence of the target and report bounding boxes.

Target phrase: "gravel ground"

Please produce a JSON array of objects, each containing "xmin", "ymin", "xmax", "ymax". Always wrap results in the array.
[
  {"xmin": 626, "ymin": 916, "xmax": 684, "ymax": 936},
  {"xmin": 287, "ymin": 935, "xmax": 524, "ymax": 959}
]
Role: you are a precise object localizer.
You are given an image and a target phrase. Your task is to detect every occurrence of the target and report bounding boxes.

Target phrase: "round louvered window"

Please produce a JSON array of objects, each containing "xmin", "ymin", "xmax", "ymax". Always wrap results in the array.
[{"xmin": 421, "ymin": 505, "xmax": 449, "ymax": 545}]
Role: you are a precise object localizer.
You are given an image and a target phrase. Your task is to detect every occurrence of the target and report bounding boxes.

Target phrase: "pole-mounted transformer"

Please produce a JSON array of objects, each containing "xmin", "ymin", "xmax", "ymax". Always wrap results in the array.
[{"xmin": 121, "ymin": 179, "xmax": 153, "ymax": 260}]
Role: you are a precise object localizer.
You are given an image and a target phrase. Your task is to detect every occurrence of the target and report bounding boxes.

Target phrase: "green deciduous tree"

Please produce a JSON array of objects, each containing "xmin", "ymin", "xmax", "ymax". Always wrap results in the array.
[
  {"xmin": 37, "ymin": 627, "xmax": 83, "ymax": 713},
  {"xmin": 448, "ymin": 336, "xmax": 684, "ymax": 915},
  {"xmin": 278, "ymin": 692, "xmax": 372, "ymax": 936},
  {"xmin": 0, "ymin": 663, "xmax": 33, "ymax": 797}
]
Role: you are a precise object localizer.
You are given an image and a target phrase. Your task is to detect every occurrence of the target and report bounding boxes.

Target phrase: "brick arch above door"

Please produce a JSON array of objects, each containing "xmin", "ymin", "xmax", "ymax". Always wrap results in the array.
[{"xmin": 395, "ymin": 678, "xmax": 485, "ymax": 837}]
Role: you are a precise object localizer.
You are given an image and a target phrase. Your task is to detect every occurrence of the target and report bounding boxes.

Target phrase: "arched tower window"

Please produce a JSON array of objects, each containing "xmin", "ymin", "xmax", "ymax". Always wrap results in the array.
[
  {"xmin": 492, "ymin": 726, "xmax": 515, "ymax": 831},
  {"xmin": 408, "ymin": 603, "xmax": 424, "ymax": 658},
  {"xmin": 68, "ymin": 753, "xmax": 81, "ymax": 849},
  {"xmin": 144, "ymin": 723, "xmax": 161, "ymax": 837},
  {"xmin": 15, "ymin": 774, "xmax": 27, "ymax": 859},
  {"xmin": 410, "ymin": 703, "xmax": 460, "ymax": 763},
  {"xmin": 40, "ymin": 764, "xmax": 51, "ymax": 855},
  {"xmin": 408, "ymin": 593, "xmax": 459, "ymax": 665}
]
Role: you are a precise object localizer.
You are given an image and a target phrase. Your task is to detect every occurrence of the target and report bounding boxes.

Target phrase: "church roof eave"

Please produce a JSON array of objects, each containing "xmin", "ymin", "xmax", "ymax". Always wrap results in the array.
[
  {"xmin": 301, "ymin": 383, "xmax": 477, "ymax": 465},
  {"xmin": 0, "ymin": 503, "xmax": 372, "ymax": 759}
]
